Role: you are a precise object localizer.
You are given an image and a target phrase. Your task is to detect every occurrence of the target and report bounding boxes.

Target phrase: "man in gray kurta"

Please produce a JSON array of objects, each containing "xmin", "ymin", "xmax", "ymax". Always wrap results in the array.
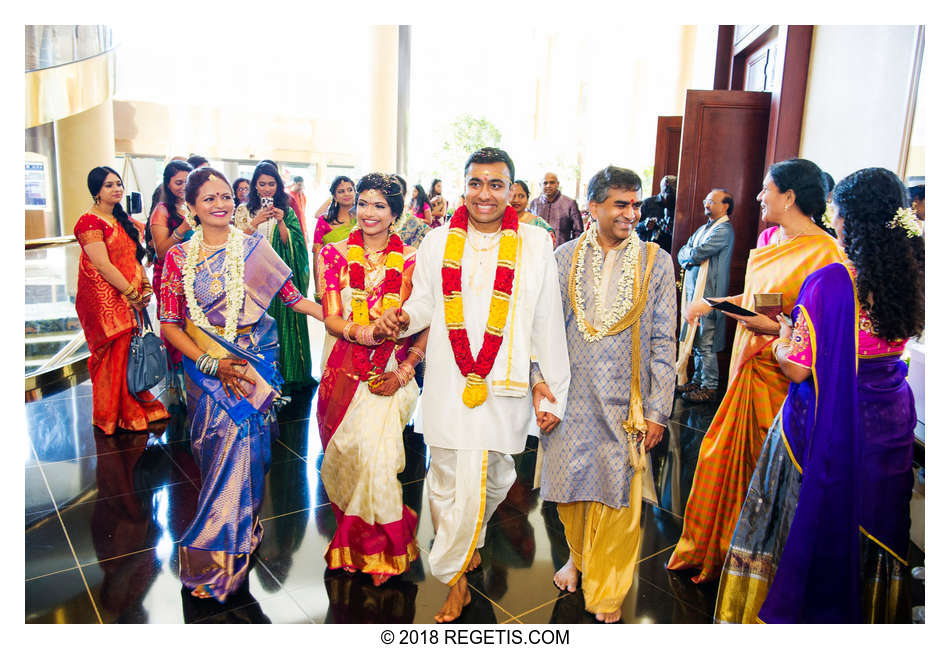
[
  {"xmin": 675, "ymin": 189, "xmax": 735, "ymax": 402},
  {"xmin": 531, "ymin": 166, "xmax": 676, "ymax": 622}
]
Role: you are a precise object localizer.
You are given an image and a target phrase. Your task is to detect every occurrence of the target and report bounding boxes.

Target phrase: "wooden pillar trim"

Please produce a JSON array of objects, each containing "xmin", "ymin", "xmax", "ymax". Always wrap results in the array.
[
  {"xmin": 714, "ymin": 26, "xmax": 735, "ymax": 89},
  {"xmin": 767, "ymin": 25, "xmax": 813, "ymax": 166}
]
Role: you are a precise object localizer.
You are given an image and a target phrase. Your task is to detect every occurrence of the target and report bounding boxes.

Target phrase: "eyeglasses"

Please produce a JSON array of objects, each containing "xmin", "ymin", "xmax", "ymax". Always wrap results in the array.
[{"xmin": 702, "ymin": 199, "xmax": 722, "ymax": 204}]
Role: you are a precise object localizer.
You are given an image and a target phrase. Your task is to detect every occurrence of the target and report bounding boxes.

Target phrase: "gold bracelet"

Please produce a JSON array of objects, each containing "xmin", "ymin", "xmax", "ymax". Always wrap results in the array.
[
  {"xmin": 343, "ymin": 322, "xmax": 356, "ymax": 343},
  {"xmin": 772, "ymin": 337, "xmax": 791, "ymax": 359},
  {"xmin": 122, "ymin": 284, "xmax": 138, "ymax": 297},
  {"xmin": 408, "ymin": 346, "xmax": 425, "ymax": 362}
]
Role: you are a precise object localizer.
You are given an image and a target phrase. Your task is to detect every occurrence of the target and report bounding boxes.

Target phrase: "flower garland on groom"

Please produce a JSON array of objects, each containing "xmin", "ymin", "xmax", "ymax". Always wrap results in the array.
[{"xmin": 377, "ymin": 147, "xmax": 571, "ymax": 622}]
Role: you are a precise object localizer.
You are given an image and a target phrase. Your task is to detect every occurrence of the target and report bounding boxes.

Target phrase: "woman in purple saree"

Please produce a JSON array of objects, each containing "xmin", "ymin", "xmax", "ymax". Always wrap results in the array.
[
  {"xmin": 160, "ymin": 168, "xmax": 323, "ymax": 602},
  {"xmin": 715, "ymin": 167, "xmax": 924, "ymax": 623}
]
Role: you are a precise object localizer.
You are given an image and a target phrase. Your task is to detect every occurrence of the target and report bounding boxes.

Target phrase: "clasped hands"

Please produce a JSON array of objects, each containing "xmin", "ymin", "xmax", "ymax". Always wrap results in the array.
[
  {"xmin": 376, "ymin": 307, "xmax": 411, "ymax": 339},
  {"xmin": 532, "ymin": 382, "xmax": 562, "ymax": 433}
]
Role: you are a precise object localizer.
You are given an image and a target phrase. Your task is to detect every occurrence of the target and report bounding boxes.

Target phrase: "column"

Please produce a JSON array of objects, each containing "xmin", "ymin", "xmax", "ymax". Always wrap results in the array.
[
  {"xmin": 368, "ymin": 26, "xmax": 399, "ymax": 173},
  {"xmin": 54, "ymin": 99, "xmax": 117, "ymax": 234}
]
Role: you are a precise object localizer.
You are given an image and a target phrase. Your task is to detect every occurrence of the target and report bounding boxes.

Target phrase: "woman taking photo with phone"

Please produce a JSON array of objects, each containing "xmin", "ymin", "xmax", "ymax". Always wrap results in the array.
[
  {"xmin": 234, "ymin": 161, "xmax": 314, "ymax": 389},
  {"xmin": 159, "ymin": 167, "xmax": 324, "ymax": 602},
  {"xmin": 74, "ymin": 166, "xmax": 169, "ymax": 435}
]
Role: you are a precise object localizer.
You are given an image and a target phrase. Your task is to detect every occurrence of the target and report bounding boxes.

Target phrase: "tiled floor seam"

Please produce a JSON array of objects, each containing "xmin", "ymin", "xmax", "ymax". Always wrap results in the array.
[
  {"xmin": 414, "ymin": 545, "xmax": 520, "ymax": 623},
  {"xmin": 252, "ymin": 556, "xmax": 316, "ymax": 624},
  {"xmin": 500, "ymin": 593, "xmax": 570, "ymax": 624},
  {"xmin": 638, "ymin": 573, "xmax": 715, "ymax": 620},
  {"xmin": 30, "ymin": 442, "xmax": 103, "ymax": 624},
  {"xmin": 495, "ymin": 544, "xmax": 676, "ymax": 623}
]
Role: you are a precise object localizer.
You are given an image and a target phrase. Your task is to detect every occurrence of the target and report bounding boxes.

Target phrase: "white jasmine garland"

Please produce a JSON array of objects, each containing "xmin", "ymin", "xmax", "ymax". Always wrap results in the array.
[
  {"xmin": 573, "ymin": 224, "xmax": 641, "ymax": 343},
  {"xmin": 183, "ymin": 225, "xmax": 245, "ymax": 342}
]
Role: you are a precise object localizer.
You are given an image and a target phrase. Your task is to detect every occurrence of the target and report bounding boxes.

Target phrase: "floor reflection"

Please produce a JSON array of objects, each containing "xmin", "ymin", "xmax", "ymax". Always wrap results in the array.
[
  {"xmin": 25, "ymin": 377, "xmax": 924, "ymax": 624},
  {"xmin": 324, "ymin": 569, "xmax": 419, "ymax": 624}
]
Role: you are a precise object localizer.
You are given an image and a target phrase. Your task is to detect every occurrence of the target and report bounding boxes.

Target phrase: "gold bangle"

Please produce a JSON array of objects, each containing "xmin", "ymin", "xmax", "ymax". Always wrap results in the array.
[
  {"xmin": 772, "ymin": 337, "xmax": 791, "ymax": 359},
  {"xmin": 408, "ymin": 346, "xmax": 425, "ymax": 363},
  {"xmin": 122, "ymin": 284, "xmax": 137, "ymax": 297}
]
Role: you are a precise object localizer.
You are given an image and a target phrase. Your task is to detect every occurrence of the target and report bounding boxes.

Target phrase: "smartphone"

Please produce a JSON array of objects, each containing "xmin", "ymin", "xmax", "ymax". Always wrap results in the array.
[
  {"xmin": 125, "ymin": 191, "xmax": 142, "ymax": 215},
  {"xmin": 261, "ymin": 196, "xmax": 274, "ymax": 210}
]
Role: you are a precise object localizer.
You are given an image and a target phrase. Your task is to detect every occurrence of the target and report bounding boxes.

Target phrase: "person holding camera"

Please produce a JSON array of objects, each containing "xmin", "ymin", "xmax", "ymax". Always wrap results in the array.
[
  {"xmin": 74, "ymin": 166, "xmax": 169, "ymax": 435},
  {"xmin": 233, "ymin": 162, "xmax": 315, "ymax": 389}
]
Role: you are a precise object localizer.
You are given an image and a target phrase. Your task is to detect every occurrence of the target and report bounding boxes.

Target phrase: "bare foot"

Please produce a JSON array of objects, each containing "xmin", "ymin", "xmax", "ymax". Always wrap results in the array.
[
  {"xmin": 434, "ymin": 576, "xmax": 472, "ymax": 623},
  {"xmin": 372, "ymin": 573, "xmax": 392, "ymax": 586},
  {"xmin": 191, "ymin": 584, "xmax": 214, "ymax": 599},
  {"xmin": 595, "ymin": 608, "xmax": 622, "ymax": 623},
  {"xmin": 553, "ymin": 556, "xmax": 579, "ymax": 592},
  {"xmin": 466, "ymin": 549, "xmax": 482, "ymax": 572}
]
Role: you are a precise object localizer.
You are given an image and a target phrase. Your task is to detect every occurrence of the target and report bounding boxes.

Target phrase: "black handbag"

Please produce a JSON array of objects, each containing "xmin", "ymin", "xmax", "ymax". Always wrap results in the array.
[{"xmin": 127, "ymin": 309, "xmax": 169, "ymax": 401}]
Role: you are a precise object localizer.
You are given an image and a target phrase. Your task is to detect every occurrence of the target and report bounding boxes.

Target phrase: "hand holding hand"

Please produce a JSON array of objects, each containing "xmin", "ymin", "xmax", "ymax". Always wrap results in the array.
[
  {"xmin": 216, "ymin": 358, "xmax": 256, "ymax": 399},
  {"xmin": 643, "ymin": 421, "xmax": 665, "ymax": 452},
  {"xmin": 377, "ymin": 307, "xmax": 410, "ymax": 339},
  {"xmin": 532, "ymin": 382, "xmax": 561, "ymax": 433}
]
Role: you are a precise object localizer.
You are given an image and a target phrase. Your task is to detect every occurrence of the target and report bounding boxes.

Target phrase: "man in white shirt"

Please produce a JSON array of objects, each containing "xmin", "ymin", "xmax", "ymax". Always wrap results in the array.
[{"xmin": 377, "ymin": 147, "xmax": 571, "ymax": 622}]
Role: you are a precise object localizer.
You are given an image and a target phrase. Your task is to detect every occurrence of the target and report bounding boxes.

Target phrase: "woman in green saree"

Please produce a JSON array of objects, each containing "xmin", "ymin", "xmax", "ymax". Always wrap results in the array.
[{"xmin": 234, "ymin": 161, "xmax": 315, "ymax": 389}]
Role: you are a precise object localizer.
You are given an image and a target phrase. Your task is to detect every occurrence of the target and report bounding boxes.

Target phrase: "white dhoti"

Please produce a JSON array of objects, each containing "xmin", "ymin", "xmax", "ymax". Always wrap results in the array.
[{"xmin": 426, "ymin": 447, "xmax": 516, "ymax": 585}]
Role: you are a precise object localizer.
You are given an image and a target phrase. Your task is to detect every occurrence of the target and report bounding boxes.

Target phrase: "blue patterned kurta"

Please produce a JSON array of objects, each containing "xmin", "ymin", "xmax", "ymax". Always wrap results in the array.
[
  {"xmin": 676, "ymin": 218, "xmax": 734, "ymax": 353},
  {"xmin": 539, "ymin": 238, "xmax": 677, "ymax": 509}
]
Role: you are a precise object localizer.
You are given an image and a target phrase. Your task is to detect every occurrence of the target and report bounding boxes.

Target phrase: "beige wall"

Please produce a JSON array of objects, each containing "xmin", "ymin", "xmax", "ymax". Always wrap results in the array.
[
  {"xmin": 113, "ymin": 99, "xmax": 357, "ymax": 169},
  {"xmin": 54, "ymin": 100, "xmax": 116, "ymax": 233},
  {"xmin": 799, "ymin": 25, "xmax": 918, "ymax": 181}
]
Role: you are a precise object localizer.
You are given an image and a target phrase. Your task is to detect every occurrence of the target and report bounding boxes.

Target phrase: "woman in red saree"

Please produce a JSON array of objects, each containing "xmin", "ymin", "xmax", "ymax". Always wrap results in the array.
[
  {"xmin": 668, "ymin": 158, "xmax": 845, "ymax": 583},
  {"xmin": 74, "ymin": 166, "xmax": 169, "ymax": 435},
  {"xmin": 316, "ymin": 173, "xmax": 429, "ymax": 586}
]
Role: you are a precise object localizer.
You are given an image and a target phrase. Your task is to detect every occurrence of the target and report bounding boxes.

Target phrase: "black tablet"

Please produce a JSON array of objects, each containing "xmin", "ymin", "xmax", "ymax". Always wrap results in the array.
[{"xmin": 703, "ymin": 298, "xmax": 757, "ymax": 318}]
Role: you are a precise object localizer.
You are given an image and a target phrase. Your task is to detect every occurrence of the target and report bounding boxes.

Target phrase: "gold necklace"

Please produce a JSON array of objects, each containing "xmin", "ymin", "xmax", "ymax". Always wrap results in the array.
[
  {"xmin": 199, "ymin": 249, "xmax": 226, "ymax": 294},
  {"xmin": 468, "ymin": 230, "xmax": 502, "ymax": 253}
]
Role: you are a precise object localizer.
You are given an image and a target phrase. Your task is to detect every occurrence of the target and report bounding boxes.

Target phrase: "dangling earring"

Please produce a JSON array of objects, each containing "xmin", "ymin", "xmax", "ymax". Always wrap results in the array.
[{"xmin": 94, "ymin": 196, "xmax": 101, "ymax": 205}]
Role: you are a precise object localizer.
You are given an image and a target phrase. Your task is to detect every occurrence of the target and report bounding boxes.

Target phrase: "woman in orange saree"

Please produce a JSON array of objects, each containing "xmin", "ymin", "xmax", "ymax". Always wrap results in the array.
[
  {"xmin": 74, "ymin": 166, "xmax": 169, "ymax": 435},
  {"xmin": 667, "ymin": 158, "xmax": 844, "ymax": 583}
]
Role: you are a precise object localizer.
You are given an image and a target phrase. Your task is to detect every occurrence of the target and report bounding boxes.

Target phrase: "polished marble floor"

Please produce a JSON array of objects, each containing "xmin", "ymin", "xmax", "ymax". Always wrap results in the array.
[{"xmin": 25, "ymin": 376, "xmax": 925, "ymax": 624}]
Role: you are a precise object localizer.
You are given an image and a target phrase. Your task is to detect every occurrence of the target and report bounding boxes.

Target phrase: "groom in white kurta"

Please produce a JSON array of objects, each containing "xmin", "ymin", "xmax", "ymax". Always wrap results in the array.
[{"xmin": 379, "ymin": 148, "xmax": 570, "ymax": 621}]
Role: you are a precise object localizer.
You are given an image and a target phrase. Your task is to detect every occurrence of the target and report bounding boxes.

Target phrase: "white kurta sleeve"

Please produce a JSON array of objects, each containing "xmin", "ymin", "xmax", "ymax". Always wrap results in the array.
[
  {"xmin": 402, "ymin": 231, "xmax": 437, "ymax": 337},
  {"xmin": 531, "ymin": 241, "xmax": 571, "ymax": 420}
]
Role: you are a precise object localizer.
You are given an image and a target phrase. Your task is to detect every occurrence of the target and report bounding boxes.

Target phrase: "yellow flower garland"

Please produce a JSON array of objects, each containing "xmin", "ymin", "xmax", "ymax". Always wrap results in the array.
[{"xmin": 442, "ymin": 216, "xmax": 519, "ymax": 407}]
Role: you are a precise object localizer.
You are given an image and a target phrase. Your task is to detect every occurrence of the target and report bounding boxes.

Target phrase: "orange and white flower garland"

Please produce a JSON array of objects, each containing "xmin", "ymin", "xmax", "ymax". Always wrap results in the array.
[
  {"xmin": 442, "ymin": 205, "xmax": 519, "ymax": 408},
  {"xmin": 347, "ymin": 229, "xmax": 405, "ymax": 381}
]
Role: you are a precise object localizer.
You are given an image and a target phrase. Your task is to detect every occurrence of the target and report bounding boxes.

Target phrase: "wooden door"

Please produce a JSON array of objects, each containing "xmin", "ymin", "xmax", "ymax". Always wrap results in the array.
[
  {"xmin": 671, "ymin": 90, "xmax": 772, "ymax": 375},
  {"xmin": 652, "ymin": 116, "xmax": 682, "ymax": 195},
  {"xmin": 671, "ymin": 89, "xmax": 772, "ymax": 298}
]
